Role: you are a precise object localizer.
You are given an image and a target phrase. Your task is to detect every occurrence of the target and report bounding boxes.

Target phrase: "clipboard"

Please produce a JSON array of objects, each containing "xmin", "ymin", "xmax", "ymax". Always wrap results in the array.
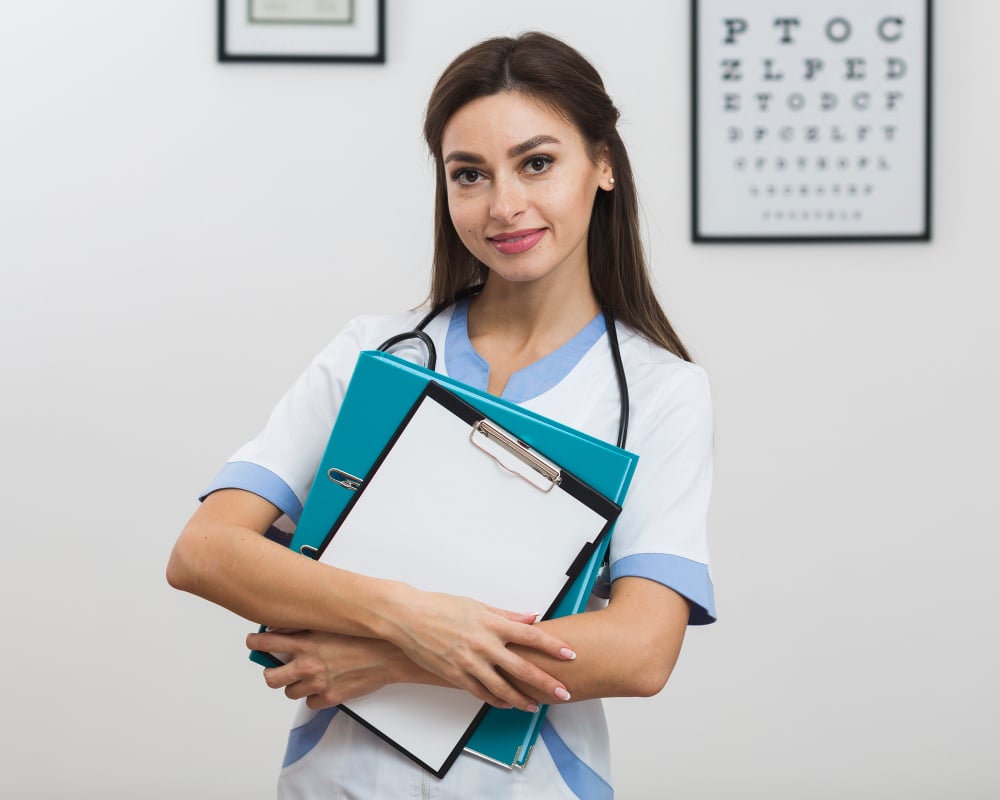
[
  {"xmin": 251, "ymin": 351, "xmax": 639, "ymax": 774},
  {"xmin": 306, "ymin": 380, "xmax": 620, "ymax": 776}
]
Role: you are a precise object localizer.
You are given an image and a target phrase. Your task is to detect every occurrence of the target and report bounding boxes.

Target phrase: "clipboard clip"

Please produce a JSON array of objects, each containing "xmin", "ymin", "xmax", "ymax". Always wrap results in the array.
[
  {"xmin": 470, "ymin": 419, "xmax": 562, "ymax": 493},
  {"xmin": 328, "ymin": 467, "xmax": 363, "ymax": 491}
]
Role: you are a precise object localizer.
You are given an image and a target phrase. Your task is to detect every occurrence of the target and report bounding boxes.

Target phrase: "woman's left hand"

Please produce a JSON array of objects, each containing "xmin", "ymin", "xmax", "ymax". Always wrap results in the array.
[{"xmin": 247, "ymin": 629, "xmax": 410, "ymax": 710}]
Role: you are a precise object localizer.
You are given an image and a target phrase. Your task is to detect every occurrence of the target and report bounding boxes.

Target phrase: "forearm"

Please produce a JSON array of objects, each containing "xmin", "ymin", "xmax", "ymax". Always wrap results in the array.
[
  {"xmin": 167, "ymin": 490, "xmax": 406, "ymax": 639},
  {"xmin": 505, "ymin": 577, "xmax": 690, "ymax": 704},
  {"xmin": 170, "ymin": 489, "xmax": 577, "ymax": 711}
]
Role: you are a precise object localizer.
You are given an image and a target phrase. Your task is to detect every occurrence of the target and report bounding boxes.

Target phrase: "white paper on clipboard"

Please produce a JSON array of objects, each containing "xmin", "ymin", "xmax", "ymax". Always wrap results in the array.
[{"xmin": 316, "ymin": 384, "xmax": 616, "ymax": 776}]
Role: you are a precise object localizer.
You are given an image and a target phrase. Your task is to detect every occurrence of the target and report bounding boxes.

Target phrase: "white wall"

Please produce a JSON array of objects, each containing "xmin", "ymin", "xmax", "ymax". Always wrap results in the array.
[{"xmin": 2, "ymin": 2, "xmax": 997, "ymax": 797}]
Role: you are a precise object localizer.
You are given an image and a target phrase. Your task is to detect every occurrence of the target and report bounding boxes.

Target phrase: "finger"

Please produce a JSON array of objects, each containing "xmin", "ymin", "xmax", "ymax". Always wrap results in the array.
[
  {"xmin": 468, "ymin": 668, "xmax": 541, "ymax": 712},
  {"xmin": 499, "ymin": 617, "xmax": 576, "ymax": 661},
  {"xmin": 445, "ymin": 650, "xmax": 542, "ymax": 711},
  {"xmin": 427, "ymin": 647, "xmax": 520, "ymax": 709},
  {"xmin": 305, "ymin": 693, "xmax": 339, "ymax": 711},
  {"xmin": 247, "ymin": 630, "xmax": 303, "ymax": 656},
  {"xmin": 445, "ymin": 669, "xmax": 524, "ymax": 711},
  {"xmin": 492, "ymin": 608, "xmax": 541, "ymax": 625},
  {"xmin": 494, "ymin": 650, "xmax": 571, "ymax": 704},
  {"xmin": 263, "ymin": 664, "xmax": 300, "ymax": 690},
  {"xmin": 284, "ymin": 681, "xmax": 310, "ymax": 702}
]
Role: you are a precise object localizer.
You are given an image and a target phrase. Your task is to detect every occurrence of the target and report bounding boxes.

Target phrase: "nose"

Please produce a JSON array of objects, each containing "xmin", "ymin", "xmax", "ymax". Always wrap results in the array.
[{"xmin": 489, "ymin": 174, "xmax": 526, "ymax": 224}]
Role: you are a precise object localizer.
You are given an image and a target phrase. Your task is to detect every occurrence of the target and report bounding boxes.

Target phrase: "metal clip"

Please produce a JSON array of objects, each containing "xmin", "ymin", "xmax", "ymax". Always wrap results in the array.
[
  {"xmin": 470, "ymin": 419, "xmax": 561, "ymax": 493},
  {"xmin": 328, "ymin": 467, "xmax": 363, "ymax": 491}
]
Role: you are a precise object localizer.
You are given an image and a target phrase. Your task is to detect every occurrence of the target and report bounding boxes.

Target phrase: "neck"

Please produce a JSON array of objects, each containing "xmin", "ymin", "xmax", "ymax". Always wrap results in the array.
[{"xmin": 469, "ymin": 272, "xmax": 600, "ymax": 343}]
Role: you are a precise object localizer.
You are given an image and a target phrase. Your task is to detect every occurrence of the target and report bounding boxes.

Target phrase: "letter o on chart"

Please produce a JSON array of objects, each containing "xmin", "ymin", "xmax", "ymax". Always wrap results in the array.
[{"xmin": 826, "ymin": 17, "xmax": 852, "ymax": 43}]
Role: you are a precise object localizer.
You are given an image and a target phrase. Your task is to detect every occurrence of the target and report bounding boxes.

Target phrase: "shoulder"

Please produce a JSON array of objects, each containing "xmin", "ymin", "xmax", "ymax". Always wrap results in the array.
[
  {"xmin": 306, "ymin": 308, "xmax": 431, "ymax": 371},
  {"xmin": 322, "ymin": 308, "xmax": 430, "ymax": 352},
  {"xmin": 614, "ymin": 324, "xmax": 712, "ymax": 419}
]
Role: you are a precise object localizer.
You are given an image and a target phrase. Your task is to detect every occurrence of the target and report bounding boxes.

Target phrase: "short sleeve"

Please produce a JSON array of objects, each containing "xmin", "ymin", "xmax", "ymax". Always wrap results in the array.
[
  {"xmin": 200, "ymin": 312, "xmax": 421, "ymax": 522},
  {"xmin": 609, "ymin": 364, "xmax": 716, "ymax": 624}
]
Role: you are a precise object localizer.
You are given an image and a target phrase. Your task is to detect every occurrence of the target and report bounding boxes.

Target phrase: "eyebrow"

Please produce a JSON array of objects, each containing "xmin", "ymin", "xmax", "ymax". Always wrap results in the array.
[
  {"xmin": 443, "ymin": 134, "xmax": 562, "ymax": 165},
  {"xmin": 508, "ymin": 135, "xmax": 561, "ymax": 158}
]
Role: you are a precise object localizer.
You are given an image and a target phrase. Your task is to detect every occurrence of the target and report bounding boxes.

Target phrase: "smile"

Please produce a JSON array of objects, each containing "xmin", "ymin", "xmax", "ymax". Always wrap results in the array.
[{"xmin": 487, "ymin": 228, "xmax": 547, "ymax": 255}]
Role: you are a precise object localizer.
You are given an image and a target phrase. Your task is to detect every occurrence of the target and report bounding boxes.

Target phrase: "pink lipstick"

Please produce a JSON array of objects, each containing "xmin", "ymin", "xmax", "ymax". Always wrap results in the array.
[{"xmin": 488, "ymin": 228, "xmax": 546, "ymax": 255}]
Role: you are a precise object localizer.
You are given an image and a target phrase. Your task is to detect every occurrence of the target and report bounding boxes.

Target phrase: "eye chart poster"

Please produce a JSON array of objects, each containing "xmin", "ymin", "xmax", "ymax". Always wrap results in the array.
[{"xmin": 692, "ymin": 0, "xmax": 931, "ymax": 241}]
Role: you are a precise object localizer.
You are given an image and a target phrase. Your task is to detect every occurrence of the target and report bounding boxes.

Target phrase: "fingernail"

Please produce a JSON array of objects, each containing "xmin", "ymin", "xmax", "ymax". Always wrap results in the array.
[
  {"xmin": 554, "ymin": 687, "xmax": 571, "ymax": 701},
  {"xmin": 526, "ymin": 703, "xmax": 540, "ymax": 713},
  {"xmin": 559, "ymin": 647, "xmax": 577, "ymax": 660}
]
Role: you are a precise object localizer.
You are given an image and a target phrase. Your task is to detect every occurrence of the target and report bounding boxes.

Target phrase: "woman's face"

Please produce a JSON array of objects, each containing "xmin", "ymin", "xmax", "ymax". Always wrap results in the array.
[{"xmin": 441, "ymin": 91, "xmax": 612, "ymax": 289}]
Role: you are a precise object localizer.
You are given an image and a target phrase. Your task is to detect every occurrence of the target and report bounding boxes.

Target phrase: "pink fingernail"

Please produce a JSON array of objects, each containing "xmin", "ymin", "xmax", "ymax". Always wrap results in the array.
[
  {"xmin": 554, "ymin": 687, "xmax": 571, "ymax": 701},
  {"xmin": 560, "ymin": 647, "xmax": 577, "ymax": 660},
  {"xmin": 526, "ymin": 704, "xmax": 540, "ymax": 713}
]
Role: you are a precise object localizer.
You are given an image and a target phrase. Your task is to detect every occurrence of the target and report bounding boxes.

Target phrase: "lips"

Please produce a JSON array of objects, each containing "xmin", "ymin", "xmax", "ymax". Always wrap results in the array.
[{"xmin": 487, "ymin": 228, "xmax": 546, "ymax": 255}]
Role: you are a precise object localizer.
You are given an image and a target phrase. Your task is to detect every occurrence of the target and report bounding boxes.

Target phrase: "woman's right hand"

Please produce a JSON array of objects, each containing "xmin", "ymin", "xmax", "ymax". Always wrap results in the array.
[
  {"xmin": 382, "ymin": 586, "xmax": 576, "ymax": 711},
  {"xmin": 249, "ymin": 629, "xmax": 410, "ymax": 710}
]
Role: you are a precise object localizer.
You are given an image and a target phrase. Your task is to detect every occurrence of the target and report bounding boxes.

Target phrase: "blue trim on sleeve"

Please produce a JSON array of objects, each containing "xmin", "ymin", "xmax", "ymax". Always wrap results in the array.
[
  {"xmin": 611, "ymin": 553, "xmax": 717, "ymax": 625},
  {"xmin": 445, "ymin": 298, "xmax": 607, "ymax": 403},
  {"xmin": 282, "ymin": 707, "xmax": 338, "ymax": 768},
  {"xmin": 200, "ymin": 461, "xmax": 304, "ymax": 524},
  {"xmin": 541, "ymin": 720, "xmax": 613, "ymax": 800}
]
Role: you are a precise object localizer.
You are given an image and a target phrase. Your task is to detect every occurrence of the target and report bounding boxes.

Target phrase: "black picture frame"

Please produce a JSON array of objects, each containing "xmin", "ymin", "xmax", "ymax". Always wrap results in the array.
[
  {"xmin": 218, "ymin": 0, "xmax": 385, "ymax": 64},
  {"xmin": 691, "ymin": 0, "xmax": 932, "ymax": 243}
]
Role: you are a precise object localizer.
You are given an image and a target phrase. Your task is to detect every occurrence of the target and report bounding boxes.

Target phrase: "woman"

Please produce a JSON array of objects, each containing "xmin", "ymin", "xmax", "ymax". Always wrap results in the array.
[{"xmin": 168, "ymin": 32, "xmax": 715, "ymax": 798}]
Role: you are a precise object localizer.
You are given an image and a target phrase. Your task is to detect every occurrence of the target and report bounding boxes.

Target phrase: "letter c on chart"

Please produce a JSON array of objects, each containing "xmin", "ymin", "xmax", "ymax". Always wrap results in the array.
[{"xmin": 878, "ymin": 17, "xmax": 904, "ymax": 43}]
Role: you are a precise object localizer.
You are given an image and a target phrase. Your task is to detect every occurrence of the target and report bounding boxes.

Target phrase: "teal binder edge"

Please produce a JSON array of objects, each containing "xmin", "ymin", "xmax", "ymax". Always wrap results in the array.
[{"xmin": 249, "ymin": 350, "xmax": 639, "ymax": 766}]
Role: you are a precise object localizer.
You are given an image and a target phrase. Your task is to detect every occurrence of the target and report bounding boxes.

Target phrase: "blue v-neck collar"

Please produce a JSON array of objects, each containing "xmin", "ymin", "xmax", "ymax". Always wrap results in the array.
[{"xmin": 444, "ymin": 298, "xmax": 607, "ymax": 403}]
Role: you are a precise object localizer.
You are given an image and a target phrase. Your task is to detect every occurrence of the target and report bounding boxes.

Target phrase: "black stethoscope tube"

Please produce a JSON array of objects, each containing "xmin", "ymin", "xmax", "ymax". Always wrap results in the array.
[{"xmin": 377, "ymin": 285, "xmax": 629, "ymax": 449}]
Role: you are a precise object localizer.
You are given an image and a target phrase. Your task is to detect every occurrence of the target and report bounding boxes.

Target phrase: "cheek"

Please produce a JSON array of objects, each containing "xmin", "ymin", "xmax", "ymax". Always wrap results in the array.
[
  {"xmin": 447, "ymin": 198, "xmax": 479, "ymax": 238},
  {"xmin": 545, "ymin": 184, "xmax": 595, "ymax": 227}
]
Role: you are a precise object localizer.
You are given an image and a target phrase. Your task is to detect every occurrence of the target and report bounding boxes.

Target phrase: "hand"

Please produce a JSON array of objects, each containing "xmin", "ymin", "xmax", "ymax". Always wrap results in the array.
[
  {"xmin": 384, "ymin": 588, "xmax": 576, "ymax": 712},
  {"xmin": 247, "ymin": 629, "xmax": 406, "ymax": 710}
]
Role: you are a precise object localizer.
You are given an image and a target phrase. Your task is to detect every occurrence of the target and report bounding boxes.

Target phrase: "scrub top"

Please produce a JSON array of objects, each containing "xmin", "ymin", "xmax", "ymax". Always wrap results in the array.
[{"xmin": 203, "ymin": 300, "xmax": 716, "ymax": 799}]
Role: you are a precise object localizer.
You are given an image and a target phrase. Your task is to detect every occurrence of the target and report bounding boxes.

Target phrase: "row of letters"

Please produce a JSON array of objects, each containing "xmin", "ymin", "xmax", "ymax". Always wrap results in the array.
[
  {"xmin": 721, "ymin": 17, "xmax": 909, "ymax": 45},
  {"xmin": 758, "ymin": 210, "xmax": 866, "ymax": 221},
  {"xmin": 719, "ymin": 57, "xmax": 908, "ymax": 82},
  {"xmin": 750, "ymin": 185, "xmax": 874, "ymax": 197},
  {"xmin": 733, "ymin": 155, "xmax": 891, "ymax": 171},
  {"xmin": 722, "ymin": 91, "xmax": 906, "ymax": 112},
  {"xmin": 725, "ymin": 124, "xmax": 900, "ymax": 143}
]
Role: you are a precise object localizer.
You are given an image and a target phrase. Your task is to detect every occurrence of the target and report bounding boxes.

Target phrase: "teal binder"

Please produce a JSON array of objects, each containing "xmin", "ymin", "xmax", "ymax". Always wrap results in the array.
[{"xmin": 251, "ymin": 350, "xmax": 638, "ymax": 769}]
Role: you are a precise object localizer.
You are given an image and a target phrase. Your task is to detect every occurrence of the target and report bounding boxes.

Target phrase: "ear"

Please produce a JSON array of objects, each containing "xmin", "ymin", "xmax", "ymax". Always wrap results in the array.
[{"xmin": 595, "ymin": 144, "xmax": 615, "ymax": 191}]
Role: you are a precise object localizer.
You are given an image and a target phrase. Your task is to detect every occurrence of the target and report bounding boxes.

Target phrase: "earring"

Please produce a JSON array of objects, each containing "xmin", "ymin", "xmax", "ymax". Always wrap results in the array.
[{"xmin": 609, "ymin": 177, "xmax": 615, "ymax": 185}]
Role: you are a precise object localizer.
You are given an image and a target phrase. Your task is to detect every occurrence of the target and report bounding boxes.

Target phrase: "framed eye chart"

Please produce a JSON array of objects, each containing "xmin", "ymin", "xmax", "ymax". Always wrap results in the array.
[{"xmin": 691, "ymin": 0, "xmax": 932, "ymax": 242}]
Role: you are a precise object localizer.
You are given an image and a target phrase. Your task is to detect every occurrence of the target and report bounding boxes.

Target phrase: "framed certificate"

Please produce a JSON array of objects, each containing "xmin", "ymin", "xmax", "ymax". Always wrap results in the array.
[
  {"xmin": 691, "ymin": 0, "xmax": 932, "ymax": 242},
  {"xmin": 218, "ymin": 0, "xmax": 385, "ymax": 63}
]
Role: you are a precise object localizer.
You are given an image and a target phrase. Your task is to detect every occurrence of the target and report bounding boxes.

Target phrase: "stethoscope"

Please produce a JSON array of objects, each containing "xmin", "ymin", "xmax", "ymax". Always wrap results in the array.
[
  {"xmin": 377, "ymin": 284, "xmax": 629, "ymax": 597},
  {"xmin": 377, "ymin": 284, "xmax": 630, "ymax": 450}
]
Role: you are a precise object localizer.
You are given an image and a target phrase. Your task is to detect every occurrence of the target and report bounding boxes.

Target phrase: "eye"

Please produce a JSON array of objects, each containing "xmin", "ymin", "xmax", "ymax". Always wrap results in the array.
[
  {"xmin": 523, "ymin": 155, "xmax": 554, "ymax": 175},
  {"xmin": 452, "ymin": 168, "xmax": 485, "ymax": 186}
]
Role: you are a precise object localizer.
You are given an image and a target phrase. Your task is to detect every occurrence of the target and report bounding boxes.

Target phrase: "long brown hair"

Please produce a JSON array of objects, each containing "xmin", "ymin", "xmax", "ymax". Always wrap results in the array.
[{"xmin": 423, "ymin": 32, "xmax": 690, "ymax": 361}]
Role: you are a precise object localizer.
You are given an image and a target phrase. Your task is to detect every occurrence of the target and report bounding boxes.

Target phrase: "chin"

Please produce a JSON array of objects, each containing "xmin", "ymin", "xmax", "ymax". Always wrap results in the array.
[
  {"xmin": 483, "ymin": 266, "xmax": 554, "ymax": 285},
  {"xmin": 475, "ymin": 255, "xmax": 553, "ymax": 283}
]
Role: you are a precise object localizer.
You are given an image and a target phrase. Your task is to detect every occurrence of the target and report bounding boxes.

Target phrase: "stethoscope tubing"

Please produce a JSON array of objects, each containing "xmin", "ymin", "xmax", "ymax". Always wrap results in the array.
[{"xmin": 377, "ymin": 284, "xmax": 629, "ymax": 449}]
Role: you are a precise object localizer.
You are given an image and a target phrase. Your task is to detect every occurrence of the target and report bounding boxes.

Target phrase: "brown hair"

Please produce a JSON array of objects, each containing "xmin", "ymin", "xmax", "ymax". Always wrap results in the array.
[{"xmin": 423, "ymin": 31, "xmax": 690, "ymax": 361}]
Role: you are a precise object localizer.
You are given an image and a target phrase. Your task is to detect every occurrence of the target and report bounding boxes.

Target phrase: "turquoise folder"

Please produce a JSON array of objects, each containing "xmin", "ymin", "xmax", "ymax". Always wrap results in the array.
[{"xmin": 251, "ymin": 350, "xmax": 638, "ymax": 768}]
